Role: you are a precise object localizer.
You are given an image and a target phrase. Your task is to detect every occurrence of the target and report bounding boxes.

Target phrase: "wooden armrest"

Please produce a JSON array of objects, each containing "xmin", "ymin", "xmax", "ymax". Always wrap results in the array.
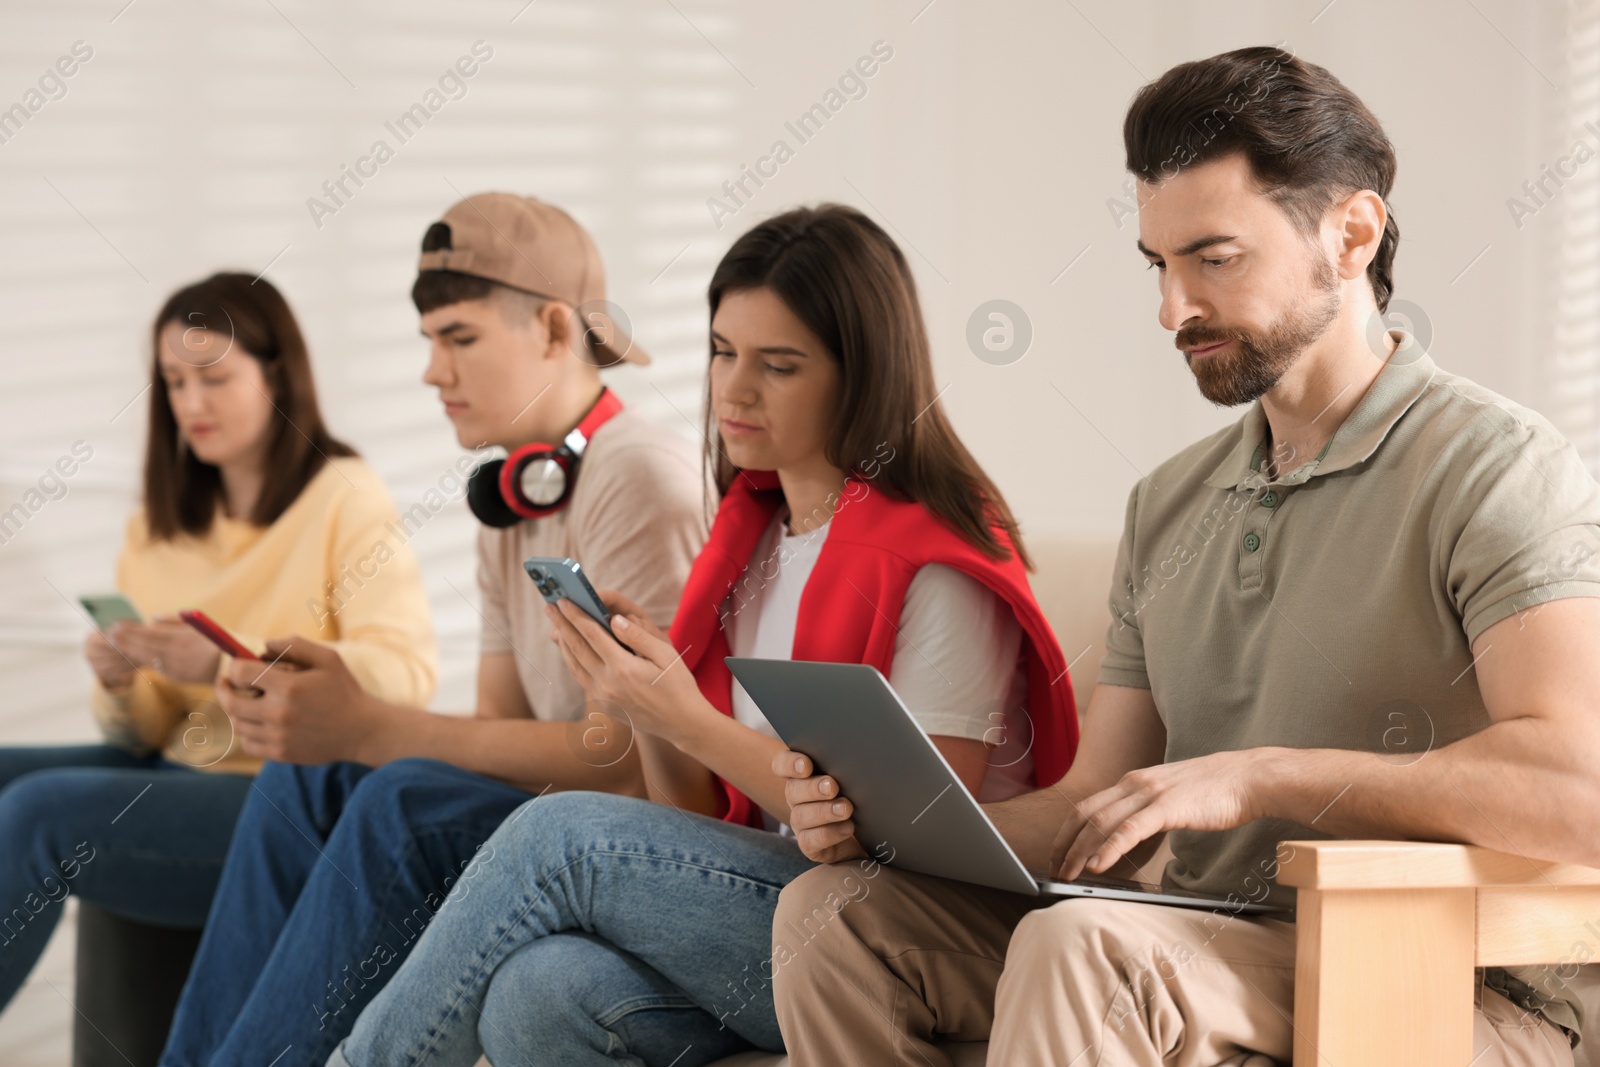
[
  {"xmin": 1284, "ymin": 840, "xmax": 1600, "ymax": 1063},
  {"xmin": 1277, "ymin": 839, "xmax": 1600, "ymax": 890}
]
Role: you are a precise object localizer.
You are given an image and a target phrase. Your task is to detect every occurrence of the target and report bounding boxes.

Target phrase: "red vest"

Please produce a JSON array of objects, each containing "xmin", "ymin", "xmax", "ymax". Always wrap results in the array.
[{"xmin": 669, "ymin": 469, "xmax": 1080, "ymax": 828}]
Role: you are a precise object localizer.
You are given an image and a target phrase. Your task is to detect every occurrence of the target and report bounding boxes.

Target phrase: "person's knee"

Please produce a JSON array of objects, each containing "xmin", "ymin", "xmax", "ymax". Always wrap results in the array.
[
  {"xmin": 1010, "ymin": 899, "xmax": 1168, "ymax": 975},
  {"xmin": 0, "ymin": 772, "xmax": 62, "ymax": 843},
  {"xmin": 341, "ymin": 757, "xmax": 452, "ymax": 825},
  {"xmin": 0, "ymin": 773, "xmax": 88, "ymax": 859},
  {"xmin": 774, "ymin": 864, "xmax": 864, "ymax": 940},
  {"xmin": 247, "ymin": 758, "xmax": 328, "ymax": 818},
  {"xmin": 526, "ymin": 789, "xmax": 645, "ymax": 832},
  {"xmin": 480, "ymin": 948, "xmax": 573, "ymax": 1032},
  {"xmin": 780, "ymin": 861, "xmax": 928, "ymax": 933},
  {"xmin": 485, "ymin": 790, "xmax": 650, "ymax": 859},
  {"xmin": 477, "ymin": 935, "xmax": 631, "ymax": 1062},
  {"xmin": 770, "ymin": 862, "xmax": 892, "ymax": 984},
  {"xmin": 351, "ymin": 756, "xmax": 443, "ymax": 792},
  {"xmin": 251, "ymin": 758, "xmax": 300, "ymax": 792},
  {"xmin": 0, "ymin": 773, "xmax": 94, "ymax": 900}
]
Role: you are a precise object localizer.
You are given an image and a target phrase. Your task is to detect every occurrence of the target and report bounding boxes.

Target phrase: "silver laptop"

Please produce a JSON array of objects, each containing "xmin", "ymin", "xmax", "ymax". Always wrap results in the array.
[{"xmin": 727, "ymin": 657, "xmax": 1287, "ymax": 915}]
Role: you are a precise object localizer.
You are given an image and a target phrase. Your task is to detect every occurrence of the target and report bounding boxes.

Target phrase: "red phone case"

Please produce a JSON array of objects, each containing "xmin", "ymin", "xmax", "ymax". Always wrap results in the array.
[{"xmin": 179, "ymin": 609, "xmax": 261, "ymax": 661}]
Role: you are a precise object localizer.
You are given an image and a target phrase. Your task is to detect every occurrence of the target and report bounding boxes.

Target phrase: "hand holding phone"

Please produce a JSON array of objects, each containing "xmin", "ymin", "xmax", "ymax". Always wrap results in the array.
[
  {"xmin": 179, "ymin": 609, "xmax": 261, "ymax": 661},
  {"xmin": 523, "ymin": 557, "xmax": 634, "ymax": 654},
  {"xmin": 83, "ymin": 629, "xmax": 138, "ymax": 690}
]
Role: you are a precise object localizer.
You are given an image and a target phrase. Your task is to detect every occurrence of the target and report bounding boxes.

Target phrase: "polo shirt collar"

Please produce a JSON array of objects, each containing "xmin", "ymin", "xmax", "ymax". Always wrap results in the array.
[{"xmin": 1202, "ymin": 329, "xmax": 1437, "ymax": 490}]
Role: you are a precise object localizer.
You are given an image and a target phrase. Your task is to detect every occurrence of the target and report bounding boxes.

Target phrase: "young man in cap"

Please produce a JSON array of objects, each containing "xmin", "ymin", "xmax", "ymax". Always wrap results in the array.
[
  {"xmin": 772, "ymin": 48, "xmax": 1600, "ymax": 1065},
  {"xmin": 159, "ymin": 193, "xmax": 709, "ymax": 1067}
]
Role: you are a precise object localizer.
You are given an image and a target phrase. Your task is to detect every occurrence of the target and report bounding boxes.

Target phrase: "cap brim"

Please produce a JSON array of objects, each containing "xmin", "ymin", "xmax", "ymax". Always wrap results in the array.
[
  {"xmin": 580, "ymin": 309, "xmax": 650, "ymax": 367},
  {"xmin": 593, "ymin": 341, "xmax": 650, "ymax": 367}
]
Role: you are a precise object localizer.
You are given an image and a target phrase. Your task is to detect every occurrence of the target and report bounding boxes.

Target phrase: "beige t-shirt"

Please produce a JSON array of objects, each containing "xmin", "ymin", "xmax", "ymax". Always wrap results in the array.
[
  {"xmin": 1099, "ymin": 331, "xmax": 1600, "ymax": 1035},
  {"xmin": 476, "ymin": 408, "xmax": 709, "ymax": 721}
]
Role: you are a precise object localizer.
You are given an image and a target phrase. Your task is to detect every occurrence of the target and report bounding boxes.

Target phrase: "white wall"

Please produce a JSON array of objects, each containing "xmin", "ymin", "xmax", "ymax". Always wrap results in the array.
[
  {"xmin": 717, "ymin": 0, "xmax": 1578, "ymax": 542},
  {"xmin": 0, "ymin": 0, "xmax": 743, "ymax": 730}
]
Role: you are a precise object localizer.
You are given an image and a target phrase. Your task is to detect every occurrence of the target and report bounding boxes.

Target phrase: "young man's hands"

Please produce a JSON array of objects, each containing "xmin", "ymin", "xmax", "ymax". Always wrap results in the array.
[{"xmin": 216, "ymin": 638, "xmax": 383, "ymax": 765}]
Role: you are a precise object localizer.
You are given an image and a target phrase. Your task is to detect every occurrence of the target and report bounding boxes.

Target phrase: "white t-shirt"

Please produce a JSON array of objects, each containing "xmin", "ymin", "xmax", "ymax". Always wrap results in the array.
[{"xmin": 724, "ymin": 510, "xmax": 1035, "ymax": 831}]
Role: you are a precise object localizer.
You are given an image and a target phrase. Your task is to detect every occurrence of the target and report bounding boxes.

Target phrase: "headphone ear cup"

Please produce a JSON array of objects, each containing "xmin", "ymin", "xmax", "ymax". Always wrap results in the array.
[
  {"xmin": 466, "ymin": 459, "xmax": 522, "ymax": 528},
  {"xmin": 509, "ymin": 454, "xmax": 572, "ymax": 514}
]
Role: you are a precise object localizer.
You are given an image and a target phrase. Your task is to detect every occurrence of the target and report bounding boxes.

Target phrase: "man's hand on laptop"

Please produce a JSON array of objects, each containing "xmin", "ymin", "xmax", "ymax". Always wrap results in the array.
[
  {"xmin": 1049, "ymin": 749, "xmax": 1270, "ymax": 881},
  {"xmin": 774, "ymin": 749, "xmax": 868, "ymax": 863}
]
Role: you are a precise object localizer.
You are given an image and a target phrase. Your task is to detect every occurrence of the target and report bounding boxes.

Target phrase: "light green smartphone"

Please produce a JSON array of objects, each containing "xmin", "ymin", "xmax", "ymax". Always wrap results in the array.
[{"xmin": 78, "ymin": 594, "xmax": 142, "ymax": 630}]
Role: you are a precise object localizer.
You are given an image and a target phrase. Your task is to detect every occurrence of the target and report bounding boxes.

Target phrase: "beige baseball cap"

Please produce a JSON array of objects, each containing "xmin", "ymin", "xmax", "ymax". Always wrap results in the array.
[{"xmin": 416, "ymin": 192, "xmax": 648, "ymax": 367}]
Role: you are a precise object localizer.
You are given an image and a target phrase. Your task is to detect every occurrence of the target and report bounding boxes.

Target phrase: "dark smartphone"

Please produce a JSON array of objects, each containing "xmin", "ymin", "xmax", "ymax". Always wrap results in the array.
[{"xmin": 523, "ymin": 557, "xmax": 634, "ymax": 654}]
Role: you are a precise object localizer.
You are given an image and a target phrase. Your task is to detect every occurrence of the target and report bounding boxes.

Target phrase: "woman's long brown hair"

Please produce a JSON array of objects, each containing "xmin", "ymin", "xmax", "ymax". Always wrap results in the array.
[
  {"xmin": 704, "ymin": 203, "xmax": 1031, "ymax": 569},
  {"xmin": 143, "ymin": 272, "xmax": 355, "ymax": 540}
]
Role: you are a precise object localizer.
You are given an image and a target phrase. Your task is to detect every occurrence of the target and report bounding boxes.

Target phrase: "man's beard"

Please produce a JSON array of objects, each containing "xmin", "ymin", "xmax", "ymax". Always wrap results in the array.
[{"xmin": 1175, "ymin": 256, "xmax": 1341, "ymax": 407}]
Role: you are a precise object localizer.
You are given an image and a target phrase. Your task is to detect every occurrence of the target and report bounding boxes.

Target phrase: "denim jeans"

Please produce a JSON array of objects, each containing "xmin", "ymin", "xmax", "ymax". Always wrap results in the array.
[
  {"xmin": 159, "ymin": 758, "xmax": 535, "ymax": 1067},
  {"xmin": 327, "ymin": 791, "xmax": 816, "ymax": 1067},
  {"xmin": 0, "ymin": 743, "xmax": 254, "ymax": 1009}
]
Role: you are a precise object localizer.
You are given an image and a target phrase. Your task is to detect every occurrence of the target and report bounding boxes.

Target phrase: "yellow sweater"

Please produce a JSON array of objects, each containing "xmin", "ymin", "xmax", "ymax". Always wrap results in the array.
[{"xmin": 91, "ymin": 456, "xmax": 438, "ymax": 774}]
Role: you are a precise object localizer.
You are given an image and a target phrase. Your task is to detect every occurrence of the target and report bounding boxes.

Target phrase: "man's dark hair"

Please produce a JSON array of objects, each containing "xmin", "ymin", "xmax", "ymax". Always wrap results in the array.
[
  {"xmin": 410, "ymin": 269, "xmax": 545, "ymax": 321},
  {"xmin": 1124, "ymin": 46, "xmax": 1399, "ymax": 312},
  {"xmin": 410, "ymin": 221, "xmax": 548, "ymax": 319}
]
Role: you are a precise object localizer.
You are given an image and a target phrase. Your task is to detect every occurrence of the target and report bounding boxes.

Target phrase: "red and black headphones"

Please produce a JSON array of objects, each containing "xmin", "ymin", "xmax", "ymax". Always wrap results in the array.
[{"xmin": 466, "ymin": 388, "xmax": 624, "ymax": 528}]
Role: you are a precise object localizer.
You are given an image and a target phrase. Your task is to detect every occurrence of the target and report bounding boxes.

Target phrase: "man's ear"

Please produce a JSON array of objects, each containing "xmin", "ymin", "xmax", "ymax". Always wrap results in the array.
[
  {"xmin": 1332, "ymin": 188, "xmax": 1386, "ymax": 284},
  {"xmin": 536, "ymin": 300, "xmax": 576, "ymax": 362}
]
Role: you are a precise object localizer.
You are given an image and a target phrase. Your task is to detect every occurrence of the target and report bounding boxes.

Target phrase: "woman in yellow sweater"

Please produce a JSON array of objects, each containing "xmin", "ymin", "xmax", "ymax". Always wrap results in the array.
[{"xmin": 0, "ymin": 272, "xmax": 437, "ymax": 1009}]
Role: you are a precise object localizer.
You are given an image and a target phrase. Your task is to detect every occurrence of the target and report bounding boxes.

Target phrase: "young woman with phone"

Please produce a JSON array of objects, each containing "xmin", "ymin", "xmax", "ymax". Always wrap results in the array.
[
  {"xmin": 326, "ymin": 205, "xmax": 1082, "ymax": 1067},
  {"xmin": 0, "ymin": 272, "xmax": 438, "ymax": 1010}
]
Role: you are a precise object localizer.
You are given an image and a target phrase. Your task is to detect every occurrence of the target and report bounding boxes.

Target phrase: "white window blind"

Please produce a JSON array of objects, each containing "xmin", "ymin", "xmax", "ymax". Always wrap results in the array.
[
  {"xmin": 1550, "ymin": 0, "xmax": 1600, "ymax": 475},
  {"xmin": 0, "ymin": 0, "xmax": 741, "ymax": 735}
]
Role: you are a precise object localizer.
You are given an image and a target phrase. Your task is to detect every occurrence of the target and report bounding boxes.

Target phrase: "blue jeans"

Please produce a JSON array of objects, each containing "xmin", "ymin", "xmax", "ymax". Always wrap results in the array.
[
  {"xmin": 160, "ymin": 758, "xmax": 535, "ymax": 1067},
  {"xmin": 0, "ymin": 743, "xmax": 253, "ymax": 1008},
  {"xmin": 327, "ymin": 791, "xmax": 816, "ymax": 1067}
]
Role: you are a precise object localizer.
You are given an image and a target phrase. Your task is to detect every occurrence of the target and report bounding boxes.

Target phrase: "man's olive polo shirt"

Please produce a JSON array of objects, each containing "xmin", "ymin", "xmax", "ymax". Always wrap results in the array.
[{"xmin": 1097, "ymin": 329, "xmax": 1600, "ymax": 1032}]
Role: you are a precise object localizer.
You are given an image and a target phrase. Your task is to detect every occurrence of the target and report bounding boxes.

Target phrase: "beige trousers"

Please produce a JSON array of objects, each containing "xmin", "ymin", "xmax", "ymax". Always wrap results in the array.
[{"xmin": 771, "ymin": 863, "xmax": 1576, "ymax": 1067}]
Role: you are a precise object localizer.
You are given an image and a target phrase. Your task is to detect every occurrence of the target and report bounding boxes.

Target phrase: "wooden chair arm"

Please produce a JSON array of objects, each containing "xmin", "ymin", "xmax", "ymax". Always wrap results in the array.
[
  {"xmin": 1280, "ymin": 839, "xmax": 1600, "ymax": 1064},
  {"xmin": 1278, "ymin": 839, "xmax": 1600, "ymax": 890}
]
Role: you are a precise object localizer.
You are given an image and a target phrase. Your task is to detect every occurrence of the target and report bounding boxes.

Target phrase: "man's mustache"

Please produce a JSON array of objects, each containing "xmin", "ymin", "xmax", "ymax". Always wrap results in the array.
[{"xmin": 1175, "ymin": 327, "xmax": 1245, "ymax": 351}]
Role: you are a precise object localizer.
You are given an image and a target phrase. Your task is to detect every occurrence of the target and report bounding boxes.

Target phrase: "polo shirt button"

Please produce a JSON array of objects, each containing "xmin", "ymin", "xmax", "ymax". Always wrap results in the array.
[
  {"xmin": 1244, "ymin": 532, "xmax": 1261, "ymax": 552},
  {"xmin": 1261, "ymin": 491, "xmax": 1279, "ymax": 508}
]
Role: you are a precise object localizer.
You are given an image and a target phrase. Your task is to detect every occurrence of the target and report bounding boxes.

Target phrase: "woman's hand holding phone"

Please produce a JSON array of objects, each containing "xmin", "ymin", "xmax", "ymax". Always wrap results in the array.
[
  {"xmin": 593, "ymin": 589, "xmax": 652, "ymax": 634},
  {"xmin": 135, "ymin": 617, "xmax": 226, "ymax": 683},
  {"xmin": 84, "ymin": 617, "xmax": 223, "ymax": 687},
  {"xmin": 545, "ymin": 589, "xmax": 713, "ymax": 745},
  {"xmin": 84, "ymin": 629, "xmax": 138, "ymax": 690}
]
